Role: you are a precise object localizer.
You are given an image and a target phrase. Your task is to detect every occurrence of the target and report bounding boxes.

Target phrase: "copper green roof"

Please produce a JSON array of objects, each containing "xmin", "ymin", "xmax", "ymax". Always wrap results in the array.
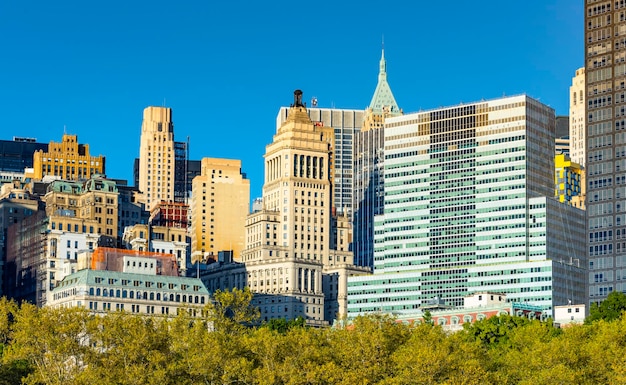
[
  {"xmin": 368, "ymin": 49, "xmax": 400, "ymax": 114},
  {"xmin": 52, "ymin": 269, "xmax": 209, "ymax": 295}
]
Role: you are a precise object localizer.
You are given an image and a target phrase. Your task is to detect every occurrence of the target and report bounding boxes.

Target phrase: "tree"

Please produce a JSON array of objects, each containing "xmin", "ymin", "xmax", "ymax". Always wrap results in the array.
[
  {"xmin": 262, "ymin": 316, "xmax": 306, "ymax": 334},
  {"xmin": 462, "ymin": 314, "xmax": 531, "ymax": 348},
  {"xmin": 206, "ymin": 287, "xmax": 259, "ymax": 333},
  {"xmin": 586, "ymin": 291, "xmax": 626, "ymax": 323}
]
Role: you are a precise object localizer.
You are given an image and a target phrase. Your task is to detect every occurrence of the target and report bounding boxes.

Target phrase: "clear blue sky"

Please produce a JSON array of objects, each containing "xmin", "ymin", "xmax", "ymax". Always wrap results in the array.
[{"xmin": 0, "ymin": 0, "xmax": 582, "ymax": 199}]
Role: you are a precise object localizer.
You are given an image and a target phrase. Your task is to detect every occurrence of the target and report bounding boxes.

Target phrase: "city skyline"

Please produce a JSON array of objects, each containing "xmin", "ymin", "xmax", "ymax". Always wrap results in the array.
[{"xmin": 0, "ymin": 0, "xmax": 582, "ymax": 198}]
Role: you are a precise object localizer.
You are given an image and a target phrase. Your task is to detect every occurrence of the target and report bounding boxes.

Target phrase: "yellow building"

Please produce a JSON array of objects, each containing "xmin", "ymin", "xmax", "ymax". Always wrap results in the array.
[
  {"xmin": 190, "ymin": 158, "xmax": 250, "ymax": 263},
  {"xmin": 30, "ymin": 134, "xmax": 104, "ymax": 181},
  {"xmin": 138, "ymin": 106, "xmax": 175, "ymax": 210},
  {"xmin": 45, "ymin": 175, "xmax": 119, "ymax": 243},
  {"xmin": 555, "ymin": 153, "xmax": 585, "ymax": 209}
]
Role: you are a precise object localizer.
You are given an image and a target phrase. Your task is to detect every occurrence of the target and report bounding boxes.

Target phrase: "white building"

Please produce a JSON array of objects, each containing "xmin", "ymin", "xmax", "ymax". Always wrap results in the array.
[{"xmin": 347, "ymin": 95, "xmax": 587, "ymax": 318}]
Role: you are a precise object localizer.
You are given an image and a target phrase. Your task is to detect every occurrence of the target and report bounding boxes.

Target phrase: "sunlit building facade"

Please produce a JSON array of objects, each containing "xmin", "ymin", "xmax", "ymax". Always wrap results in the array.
[
  {"xmin": 29, "ymin": 134, "xmax": 104, "ymax": 181},
  {"xmin": 347, "ymin": 95, "xmax": 587, "ymax": 318}
]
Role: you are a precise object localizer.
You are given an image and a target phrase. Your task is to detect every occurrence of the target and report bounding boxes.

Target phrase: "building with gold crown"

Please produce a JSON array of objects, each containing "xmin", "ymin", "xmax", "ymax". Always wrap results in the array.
[
  {"xmin": 28, "ymin": 134, "xmax": 104, "ymax": 181},
  {"xmin": 241, "ymin": 90, "xmax": 369, "ymax": 325}
]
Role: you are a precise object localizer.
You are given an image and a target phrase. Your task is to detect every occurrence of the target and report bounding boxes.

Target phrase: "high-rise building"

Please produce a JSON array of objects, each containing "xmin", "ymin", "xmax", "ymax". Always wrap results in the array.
[
  {"xmin": 0, "ymin": 181, "xmax": 42, "ymax": 296},
  {"xmin": 27, "ymin": 134, "xmax": 104, "ymax": 181},
  {"xmin": 570, "ymin": 68, "xmax": 585, "ymax": 167},
  {"xmin": 347, "ymin": 96, "xmax": 587, "ymax": 318},
  {"xmin": 584, "ymin": 3, "xmax": 626, "ymax": 303},
  {"xmin": 0, "ymin": 137, "xmax": 48, "ymax": 173},
  {"xmin": 190, "ymin": 158, "xmax": 249, "ymax": 263},
  {"xmin": 138, "ymin": 107, "xmax": 175, "ymax": 210},
  {"xmin": 241, "ymin": 90, "xmax": 368, "ymax": 325},
  {"xmin": 276, "ymin": 108, "xmax": 363, "ymax": 215},
  {"xmin": 555, "ymin": 153, "xmax": 585, "ymax": 208},
  {"xmin": 352, "ymin": 48, "xmax": 402, "ymax": 268}
]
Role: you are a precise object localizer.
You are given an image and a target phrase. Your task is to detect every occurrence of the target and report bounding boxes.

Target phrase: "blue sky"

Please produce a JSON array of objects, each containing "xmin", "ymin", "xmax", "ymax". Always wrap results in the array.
[{"xmin": 0, "ymin": 1, "xmax": 582, "ymax": 199}]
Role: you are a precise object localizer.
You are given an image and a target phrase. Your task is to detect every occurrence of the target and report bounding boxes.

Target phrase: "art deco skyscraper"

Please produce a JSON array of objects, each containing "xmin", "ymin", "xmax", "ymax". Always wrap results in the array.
[
  {"xmin": 242, "ymin": 90, "xmax": 368, "ymax": 325},
  {"xmin": 352, "ymin": 48, "xmax": 402, "ymax": 268},
  {"xmin": 584, "ymin": 2, "xmax": 626, "ymax": 303},
  {"xmin": 138, "ymin": 107, "xmax": 175, "ymax": 210}
]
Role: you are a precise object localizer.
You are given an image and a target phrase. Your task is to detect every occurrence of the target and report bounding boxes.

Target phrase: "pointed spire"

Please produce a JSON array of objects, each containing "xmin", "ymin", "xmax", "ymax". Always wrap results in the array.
[{"xmin": 368, "ymin": 43, "xmax": 400, "ymax": 114}]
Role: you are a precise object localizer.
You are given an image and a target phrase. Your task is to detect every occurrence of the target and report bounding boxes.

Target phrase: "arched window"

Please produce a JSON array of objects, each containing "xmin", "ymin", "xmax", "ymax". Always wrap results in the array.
[
  {"xmin": 122, "ymin": 290, "xmax": 127, "ymax": 298},
  {"xmin": 89, "ymin": 288, "xmax": 94, "ymax": 296},
  {"xmin": 156, "ymin": 293, "xmax": 161, "ymax": 301},
  {"xmin": 96, "ymin": 288, "xmax": 101, "ymax": 296},
  {"xmin": 116, "ymin": 290, "xmax": 121, "ymax": 298},
  {"xmin": 149, "ymin": 292, "xmax": 154, "ymax": 301}
]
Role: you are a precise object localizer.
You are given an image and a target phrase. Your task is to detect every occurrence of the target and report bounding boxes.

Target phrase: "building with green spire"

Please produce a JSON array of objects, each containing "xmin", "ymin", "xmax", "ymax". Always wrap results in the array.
[{"xmin": 352, "ymin": 48, "xmax": 402, "ymax": 268}]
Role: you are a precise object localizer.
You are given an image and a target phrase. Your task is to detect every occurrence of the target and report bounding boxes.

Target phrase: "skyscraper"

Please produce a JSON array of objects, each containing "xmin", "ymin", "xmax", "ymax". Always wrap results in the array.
[
  {"xmin": 347, "ymin": 96, "xmax": 587, "ymax": 317},
  {"xmin": 242, "ymin": 90, "xmax": 368, "ymax": 325},
  {"xmin": 570, "ymin": 68, "xmax": 586, "ymax": 167},
  {"xmin": 138, "ymin": 107, "xmax": 175, "ymax": 210},
  {"xmin": 276, "ymin": 107, "xmax": 363, "ymax": 215},
  {"xmin": 352, "ymin": 48, "xmax": 402, "ymax": 268},
  {"xmin": 584, "ymin": 2, "xmax": 624, "ymax": 303},
  {"xmin": 190, "ymin": 158, "xmax": 250, "ymax": 263}
]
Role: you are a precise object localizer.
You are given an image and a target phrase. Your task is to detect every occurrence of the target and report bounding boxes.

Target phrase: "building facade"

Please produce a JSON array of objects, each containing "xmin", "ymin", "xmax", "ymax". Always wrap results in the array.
[
  {"xmin": 0, "ymin": 137, "xmax": 48, "ymax": 173},
  {"xmin": 353, "ymin": 48, "xmax": 402, "ymax": 268},
  {"xmin": 347, "ymin": 96, "xmax": 587, "ymax": 318},
  {"xmin": 0, "ymin": 182, "xmax": 42, "ymax": 295},
  {"xmin": 570, "ymin": 67, "xmax": 586, "ymax": 167},
  {"xmin": 276, "ymin": 107, "xmax": 363, "ymax": 216},
  {"xmin": 190, "ymin": 158, "xmax": 250, "ymax": 263},
  {"xmin": 48, "ymin": 259, "xmax": 209, "ymax": 316},
  {"xmin": 138, "ymin": 107, "xmax": 175, "ymax": 210},
  {"xmin": 29, "ymin": 134, "xmax": 104, "ymax": 181},
  {"xmin": 122, "ymin": 223, "xmax": 189, "ymax": 276},
  {"xmin": 241, "ymin": 91, "xmax": 369, "ymax": 325},
  {"xmin": 555, "ymin": 153, "xmax": 585, "ymax": 208},
  {"xmin": 584, "ymin": 2, "xmax": 626, "ymax": 303}
]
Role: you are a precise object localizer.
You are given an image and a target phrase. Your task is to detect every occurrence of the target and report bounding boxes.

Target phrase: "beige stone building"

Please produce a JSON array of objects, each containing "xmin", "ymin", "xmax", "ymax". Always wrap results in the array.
[
  {"xmin": 569, "ymin": 67, "xmax": 585, "ymax": 167},
  {"xmin": 241, "ymin": 91, "xmax": 369, "ymax": 325},
  {"xmin": 123, "ymin": 223, "xmax": 189, "ymax": 276},
  {"xmin": 45, "ymin": 176, "xmax": 118, "ymax": 244},
  {"xmin": 138, "ymin": 107, "xmax": 175, "ymax": 210},
  {"xmin": 29, "ymin": 134, "xmax": 104, "ymax": 181},
  {"xmin": 190, "ymin": 158, "xmax": 249, "ymax": 263}
]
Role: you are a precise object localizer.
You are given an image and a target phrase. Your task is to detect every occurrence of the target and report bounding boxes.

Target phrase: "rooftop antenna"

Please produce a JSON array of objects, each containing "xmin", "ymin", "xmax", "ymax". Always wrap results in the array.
[
  {"xmin": 163, "ymin": 98, "xmax": 166, "ymax": 107},
  {"xmin": 63, "ymin": 125, "xmax": 67, "ymax": 135}
]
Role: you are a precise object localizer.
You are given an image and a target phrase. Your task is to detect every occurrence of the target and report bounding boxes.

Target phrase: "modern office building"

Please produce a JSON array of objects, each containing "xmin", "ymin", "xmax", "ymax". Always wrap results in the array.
[
  {"xmin": 570, "ymin": 68, "xmax": 585, "ymax": 167},
  {"xmin": 242, "ymin": 90, "xmax": 369, "ymax": 325},
  {"xmin": 555, "ymin": 116, "xmax": 570, "ymax": 156},
  {"xmin": 347, "ymin": 95, "xmax": 587, "ymax": 318},
  {"xmin": 27, "ymin": 134, "xmax": 104, "ymax": 181},
  {"xmin": 190, "ymin": 158, "xmax": 250, "ymax": 263},
  {"xmin": 352, "ymin": 48, "xmax": 402, "ymax": 268},
  {"xmin": 555, "ymin": 153, "xmax": 585, "ymax": 208},
  {"xmin": 0, "ymin": 137, "xmax": 48, "ymax": 173},
  {"xmin": 585, "ymin": 2, "xmax": 626, "ymax": 302},
  {"xmin": 276, "ymin": 107, "xmax": 363, "ymax": 216},
  {"xmin": 137, "ymin": 107, "xmax": 175, "ymax": 210}
]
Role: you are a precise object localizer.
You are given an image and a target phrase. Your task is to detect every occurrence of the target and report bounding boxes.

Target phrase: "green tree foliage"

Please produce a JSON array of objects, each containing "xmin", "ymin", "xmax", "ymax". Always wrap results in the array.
[
  {"xmin": 586, "ymin": 291, "xmax": 626, "ymax": 323},
  {"xmin": 262, "ymin": 316, "xmax": 306, "ymax": 334},
  {"xmin": 206, "ymin": 287, "xmax": 260, "ymax": 333},
  {"xmin": 2, "ymin": 298, "xmax": 626, "ymax": 384}
]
